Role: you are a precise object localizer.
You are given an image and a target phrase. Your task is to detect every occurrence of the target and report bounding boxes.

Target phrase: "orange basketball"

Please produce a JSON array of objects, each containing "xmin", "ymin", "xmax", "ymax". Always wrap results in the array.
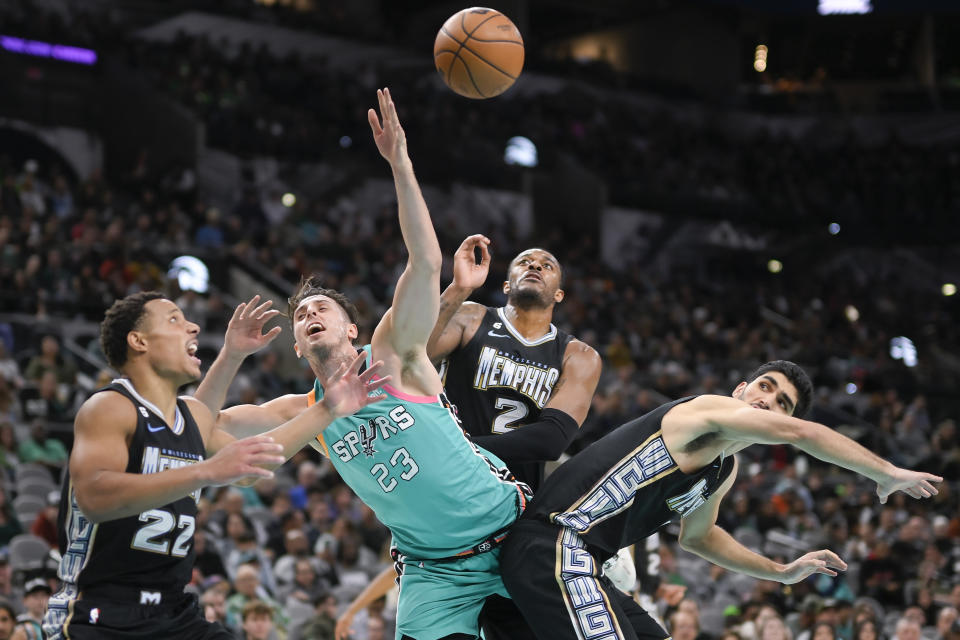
[{"xmin": 434, "ymin": 7, "xmax": 524, "ymax": 99}]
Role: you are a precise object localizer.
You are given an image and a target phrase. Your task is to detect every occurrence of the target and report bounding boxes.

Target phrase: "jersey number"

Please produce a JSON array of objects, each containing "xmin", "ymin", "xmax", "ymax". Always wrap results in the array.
[
  {"xmin": 132, "ymin": 509, "xmax": 195, "ymax": 557},
  {"xmin": 492, "ymin": 397, "xmax": 529, "ymax": 433},
  {"xmin": 370, "ymin": 447, "xmax": 420, "ymax": 493}
]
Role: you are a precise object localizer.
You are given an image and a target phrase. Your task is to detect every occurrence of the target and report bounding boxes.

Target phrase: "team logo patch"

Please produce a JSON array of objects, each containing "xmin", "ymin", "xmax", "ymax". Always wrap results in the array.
[
  {"xmin": 89, "ymin": 607, "xmax": 100, "ymax": 624},
  {"xmin": 359, "ymin": 421, "xmax": 377, "ymax": 457}
]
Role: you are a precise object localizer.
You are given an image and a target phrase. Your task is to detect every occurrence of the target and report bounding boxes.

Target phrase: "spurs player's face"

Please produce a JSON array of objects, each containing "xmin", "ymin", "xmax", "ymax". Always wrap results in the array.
[
  {"xmin": 732, "ymin": 371, "xmax": 799, "ymax": 416},
  {"xmin": 139, "ymin": 299, "xmax": 202, "ymax": 383},
  {"xmin": 292, "ymin": 295, "xmax": 357, "ymax": 361},
  {"xmin": 504, "ymin": 249, "xmax": 564, "ymax": 307}
]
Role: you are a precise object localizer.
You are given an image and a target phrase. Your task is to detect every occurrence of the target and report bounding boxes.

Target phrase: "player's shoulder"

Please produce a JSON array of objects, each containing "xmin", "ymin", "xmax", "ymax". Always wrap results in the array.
[
  {"xmin": 671, "ymin": 394, "xmax": 740, "ymax": 415},
  {"xmin": 75, "ymin": 389, "xmax": 138, "ymax": 432},
  {"xmin": 458, "ymin": 301, "xmax": 492, "ymax": 334},
  {"xmin": 563, "ymin": 338, "xmax": 601, "ymax": 365}
]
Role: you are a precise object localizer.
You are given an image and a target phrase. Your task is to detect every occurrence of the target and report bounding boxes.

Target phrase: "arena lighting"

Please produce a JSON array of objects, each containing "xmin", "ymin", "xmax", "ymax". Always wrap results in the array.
[
  {"xmin": 767, "ymin": 259, "xmax": 782, "ymax": 274},
  {"xmin": 943, "ymin": 283, "xmax": 957, "ymax": 296},
  {"xmin": 818, "ymin": 0, "xmax": 872, "ymax": 15},
  {"xmin": 281, "ymin": 193, "xmax": 296, "ymax": 207},
  {"xmin": 339, "ymin": 135, "xmax": 352, "ymax": 148},
  {"xmin": 167, "ymin": 256, "xmax": 210, "ymax": 294},
  {"xmin": 844, "ymin": 305, "xmax": 859, "ymax": 323},
  {"xmin": 505, "ymin": 136, "xmax": 538, "ymax": 167},
  {"xmin": 754, "ymin": 45, "xmax": 768, "ymax": 73},
  {"xmin": 0, "ymin": 35, "xmax": 97, "ymax": 65},
  {"xmin": 890, "ymin": 336, "xmax": 917, "ymax": 368},
  {"xmin": 828, "ymin": 222, "xmax": 841, "ymax": 235},
  {"xmin": 845, "ymin": 382, "xmax": 858, "ymax": 394}
]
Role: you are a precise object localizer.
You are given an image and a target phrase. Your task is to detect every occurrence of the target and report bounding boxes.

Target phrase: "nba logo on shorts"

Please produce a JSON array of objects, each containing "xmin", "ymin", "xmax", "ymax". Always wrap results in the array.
[{"xmin": 89, "ymin": 608, "xmax": 100, "ymax": 624}]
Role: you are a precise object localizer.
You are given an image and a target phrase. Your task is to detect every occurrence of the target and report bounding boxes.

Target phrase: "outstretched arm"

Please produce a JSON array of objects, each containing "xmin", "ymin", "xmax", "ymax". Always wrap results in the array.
[
  {"xmin": 367, "ymin": 88, "xmax": 443, "ymax": 358},
  {"xmin": 426, "ymin": 234, "xmax": 492, "ymax": 364},
  {"xmin": 335, "ymin": 566, "xmax": 397, "ymax": 640},
  {"xmin": 678, "ymin": 457, "xmax": 847, "ymax": 583},
  {"xmin": 679, "ymin": 395, "xmax": 942, "ymax": 503},
  {"xmin": 195, "ymin": 294, "xmax": 282, "ymax": 423}
]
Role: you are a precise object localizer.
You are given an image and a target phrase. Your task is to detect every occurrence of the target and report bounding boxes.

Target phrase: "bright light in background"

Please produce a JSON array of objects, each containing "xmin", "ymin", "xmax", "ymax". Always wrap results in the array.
[
  {"xmin": 505, "ymin": 136, "xmax": 538, "ymax": 167},
  {"xmin": 754, "ymin": 45, "xmax": 768, "ymax": 73},
  {"xmin": 168, "ymin": 256, "xmax": 209, "ymax": 294},
  {"xmin": 890, "ymin": 336, "xmax": 917, "ymax": 367},
  {"xmin": 845, "ymin": 382, "xmax": 858, "ymax": 394},
  {"xmin": 943, "ymin": 283, "xmax": 957, "ymax": 296},
  {"xmin": 844, "ymin": 305, "xmax": 859, "ymax": 322},
  {"xmin": 818, "ymin": 0, "xmax": 872, "ymax": 15},
  {"xmin": 767, "ymin": 259, "xmax": 782, "ymax": 274},
  {"xmin": 281, "ymin": 193, "xmax": 296, "ymax": 207},
  {"xmin": 339, "ymin": 135, "xmax": 352, "ymax": 148},
  {"xmin": 828, "ymin": 223, "xmax": 841, "ymax": 235}
]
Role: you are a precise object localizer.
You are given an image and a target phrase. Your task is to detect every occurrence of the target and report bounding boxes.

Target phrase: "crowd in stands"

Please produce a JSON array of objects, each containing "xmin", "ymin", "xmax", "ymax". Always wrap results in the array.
[{"xmin": 1, "ymin": 3, "xmax": 959, "ymax": 640}]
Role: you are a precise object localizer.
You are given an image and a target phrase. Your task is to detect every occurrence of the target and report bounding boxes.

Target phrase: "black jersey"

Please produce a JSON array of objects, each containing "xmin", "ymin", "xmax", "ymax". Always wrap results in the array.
[
  {"xmin": 528, "ymin": 396, "xmax": 735, "ymax": 558},
  {"xmin": 439, "ymin": 306, "xmax": 572, "ymax": 490},
  {"xmin": 55, "ymin": 379, "xmax": 206, "ymax": 595}
]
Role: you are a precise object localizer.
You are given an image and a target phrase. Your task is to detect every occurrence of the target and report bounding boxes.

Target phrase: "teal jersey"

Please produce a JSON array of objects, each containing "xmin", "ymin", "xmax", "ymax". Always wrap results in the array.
[{"xmin": 308, "ymin": 347, "xmax": 524, "ymax": 559}]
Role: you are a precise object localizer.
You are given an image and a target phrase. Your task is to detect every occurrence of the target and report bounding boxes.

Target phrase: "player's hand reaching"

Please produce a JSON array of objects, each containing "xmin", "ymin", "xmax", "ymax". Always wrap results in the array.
[
  {"xmin": 452, "ymin": 234, "xmax": 491, "ymax": 291},
  {"xmin": 322, "ymin": 350, "xmax": 391, "ymax": 419},
  {"xmin": 335, "ymin": 611, "xmax": 356, "ymax": 640},
  {"xmin": 876, "ymin": 467, "xmax": 942, "ymax": 504},
  {"xmin": 203, "ymin": 435, "xmax": 286, "ymax": 486},
  {"xmin": 778, "ymin": 549, "xmax": 847, "ymax": 584},
  {"xmin": 224, "ymin": 294, "xmax": 282, "ymax": 357},
  {"xmin": 369, "ymin": 87, "xmax": 408, "ymax": 168}
]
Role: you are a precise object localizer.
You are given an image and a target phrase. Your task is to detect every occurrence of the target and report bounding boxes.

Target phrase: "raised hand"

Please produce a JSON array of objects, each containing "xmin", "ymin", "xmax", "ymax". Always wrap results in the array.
[
  {"xmin": 452, "ymin": 234, "xmax": 491, "ymax": 291},
  {"xmin": 203, "ymin": 435, "xmax": 285, "ymax": 486},
  {"xmin": 322, "ymin": 351, "xmax": 391, "ymax": 419},
  {"xmin": 779, "ymin": 549, "xmax": 847, "ymax": 584},
  {"xmin": 335, "ymin": 611, "xmax": 356, "ymax": 640},
  {"xmin": 876, "ymin": 467, "xmax": 942, "ymax": 504},
  {"xmin": 224, "ymin": 294, "xmax": 282, "ymax": 357},
  {"xmin": 368, "ymin": 87, "xmax": 408, "ymax": 168}
]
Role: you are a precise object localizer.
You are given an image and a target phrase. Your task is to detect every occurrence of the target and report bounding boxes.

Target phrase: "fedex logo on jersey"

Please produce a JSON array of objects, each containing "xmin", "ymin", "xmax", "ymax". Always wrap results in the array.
[
  {"xmin": 142, "ymin": 446, "xmax": 203, "ymax": 503},
  {"xmin": 331, "ymin": 405, "xmax": 416, "ymax": 463},
  {"xmin": 473, "ymin": 346, "xmax": 560, "ymax": 408}
]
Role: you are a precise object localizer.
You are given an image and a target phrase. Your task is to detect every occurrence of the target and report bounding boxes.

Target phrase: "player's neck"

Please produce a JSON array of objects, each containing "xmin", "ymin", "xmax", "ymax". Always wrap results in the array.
[
  {"xmin": 120, "ymin": 366, "xmax": 182, "ymax": 424},
  {"xmin": 502, "ymin": 303, "xmax": 553, "ymax": 340},
  {"xmin": 308, "ymin": 345, "xmax": 359, "ymax": 387}
]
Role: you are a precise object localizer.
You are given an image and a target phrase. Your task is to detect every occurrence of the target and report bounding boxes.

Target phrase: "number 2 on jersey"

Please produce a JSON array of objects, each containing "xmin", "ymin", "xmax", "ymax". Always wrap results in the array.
[
  {"xmin": 370, "ymin": 447, "xmax": 420, "ymax": 492},
  {"xmin": 492, "ymin": 397, "xmax": 529, "ymax": 433}
]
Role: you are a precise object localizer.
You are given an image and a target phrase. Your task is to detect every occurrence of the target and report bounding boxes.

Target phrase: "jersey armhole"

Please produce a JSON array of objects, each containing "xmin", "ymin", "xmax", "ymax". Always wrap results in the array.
[{"xmin": 306, "ymin": 390, "xmax": 330, "ymax": 457}]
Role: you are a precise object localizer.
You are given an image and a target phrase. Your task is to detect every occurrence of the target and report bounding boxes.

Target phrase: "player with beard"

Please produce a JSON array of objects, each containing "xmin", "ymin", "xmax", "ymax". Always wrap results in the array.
[{"xmin": 498, "ymin": 360, "xmax": 943, "ymax": 640}]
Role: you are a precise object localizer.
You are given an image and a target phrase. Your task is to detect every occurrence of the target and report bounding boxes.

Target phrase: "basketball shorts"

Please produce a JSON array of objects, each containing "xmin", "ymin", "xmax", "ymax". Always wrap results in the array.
[
  {"xmin": 43, "ymin": 587, "xmax": 233, "ymax": 640},
  {"xmin": 500, "ymin": 519, "xmax": 671, "ymax": 640},
  {"xmin": 394, "ymin": 547, "xmax": 509, "ymax": 640}
]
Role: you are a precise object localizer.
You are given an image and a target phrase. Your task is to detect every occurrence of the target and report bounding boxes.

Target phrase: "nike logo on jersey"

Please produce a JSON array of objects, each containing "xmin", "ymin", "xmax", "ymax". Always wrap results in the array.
[
  {"xmin": 487, "ymin": 331, "xmax": 509, "ymax": 338},
  {"xmin": 146, "ymin": 424, "xmax": 165, "ymax": 433}
]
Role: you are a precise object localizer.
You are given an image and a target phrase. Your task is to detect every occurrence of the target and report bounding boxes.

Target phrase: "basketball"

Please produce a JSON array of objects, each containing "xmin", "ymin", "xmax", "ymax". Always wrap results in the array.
[{"xmin": 434, "ymin": 7, "xmax": 524, "ymax": 99}]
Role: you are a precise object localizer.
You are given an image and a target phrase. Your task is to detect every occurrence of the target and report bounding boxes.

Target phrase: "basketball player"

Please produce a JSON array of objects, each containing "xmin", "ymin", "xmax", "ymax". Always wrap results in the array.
[
  {"xmin": 332, "ymin": 236, "xmax": 603, "ymax": 640},
  {"xmin": 195, "ymin": 88, "xmax": 530, "ymax": 640},
  {"xmin": 498, "ymin": 360, "xmax": 944, "ymax": 640},
  {"xmin": 41, "ymin": 292, "xmax": 388, "ymax": 639}
]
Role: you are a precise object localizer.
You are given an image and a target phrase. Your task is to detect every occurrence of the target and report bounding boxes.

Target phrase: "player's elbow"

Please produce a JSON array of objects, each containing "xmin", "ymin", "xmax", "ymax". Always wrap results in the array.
[{"xmin": 74, "ymin": 489, "xmax": 113, "ymax": 524}]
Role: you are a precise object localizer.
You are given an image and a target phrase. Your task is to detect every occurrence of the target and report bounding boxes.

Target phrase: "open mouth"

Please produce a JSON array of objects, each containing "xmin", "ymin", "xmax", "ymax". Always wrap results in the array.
[
  {"xmin": 187, "ymin": 342, "xmax": 201, "ymax": 366},
  {"xmin": 521, "ymin": 273, "xmax": 542, "ymax": 284},
  {"xmin": 307, "ymin": 322, "xmax": 324, "ymax": 336}
]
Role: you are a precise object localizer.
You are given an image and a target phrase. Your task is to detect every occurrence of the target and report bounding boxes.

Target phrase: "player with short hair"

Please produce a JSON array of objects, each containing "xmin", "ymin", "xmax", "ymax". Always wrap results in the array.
[
  {"xmin": 196, "ymin": 88, "xmax": 530, "ymax": 640},
  {"xmin": 499, "ymin": 360, "xmax": 943, "ymax": 640},
  {"xmin": 41, "ymin": 291, "xmax": 386, "ymax": 640}
]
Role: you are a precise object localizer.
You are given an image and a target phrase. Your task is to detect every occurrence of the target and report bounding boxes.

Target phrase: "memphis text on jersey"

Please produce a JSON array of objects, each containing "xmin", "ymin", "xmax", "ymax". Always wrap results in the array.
[
  {"xmin": 473, "ymin": 346, "xmax": 560, "ymax": 408},
  {"xmin": 142, "ymin": 446, "xmax": 204, "ymax": 503}
]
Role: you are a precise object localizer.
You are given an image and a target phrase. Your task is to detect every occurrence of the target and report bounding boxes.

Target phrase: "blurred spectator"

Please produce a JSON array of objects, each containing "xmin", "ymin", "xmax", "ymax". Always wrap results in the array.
[
  {"xmin": 14, "ymin": 577, "xmax": 49, "ymax": 639},
  {"xmin": 0, "ymin": 599, "xmax": 13, "ymax": 640},
  {"xmin": 28, "ymin": 491, "xmax": 58, "ymax": 548},
  {"xmin": 0, "ymin": 424, "xmax": 18, "ymax": 481},
  {"xmin": 194, "ymin": 529, "xmax": 229, "ymax": 584},
  {"xmin": 758, "ymin": 615, "xmax": 794, "ymax": 640},
  {"xmin": 299, "ymin": 592, "xmax": 337, "ymax": 640},
  {"xmin": 240, "ymin": 600, "xmax": 275, "ymax": 640},
  {"xmin": 24, "ymin": 336, "xmax": 75, "ymax": 385},
  {"xmin": 225, "ymin": 564, "xmax": 287, "ymax": 633},
  {"xmin": 852, "ymin": 618, "xmax": 880, "ymax": 640},
  {"xmin": 938, "ymin": 608, "xmax": 960, "ymax": 640},
  {"xmin": 893, "ymin": 616, "xmax": 921, "ymax": 640},
  {"xmin": 16, "ymin": 420, "xmax": 67, "ymax": 471},
  {"xmin": 0, "ymin": 554, "xmax": 14, "ymax": 608},
  {"xmin": 201, "ymin": 582, "xmax": 229, "ymax": 626},
  {"xmin": 18, "ymin": 373, "xmax": 69, "ymax": 422},
  {"xmin": 0, "ymin": 344, "xmax": 22, "ymax": 390},
  {"xmin": 669, "ymin": 610, "xmax": 700, "ymax": 640},
  {"xmin": 0, "ymin": 488, "xmax": 22, "ymax": 547}
]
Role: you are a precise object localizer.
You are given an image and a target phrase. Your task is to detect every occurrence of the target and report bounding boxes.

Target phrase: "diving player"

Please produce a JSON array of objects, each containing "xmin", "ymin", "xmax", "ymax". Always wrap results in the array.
[{"xmin": 498, "ymin": 360, "xmax": 943, "ymax": 640}]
